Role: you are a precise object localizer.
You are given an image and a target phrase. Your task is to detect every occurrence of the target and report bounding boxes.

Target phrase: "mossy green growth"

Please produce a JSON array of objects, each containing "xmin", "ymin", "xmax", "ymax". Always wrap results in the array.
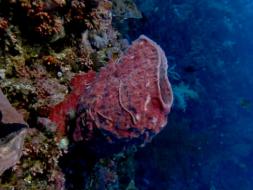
[
  {"xmin": 90, "ymin": 50, "xmax": 109, "ymax": 71},
  {"xmin": 0, "ymin": 79, "xmax": 36, "ymax": 109}
]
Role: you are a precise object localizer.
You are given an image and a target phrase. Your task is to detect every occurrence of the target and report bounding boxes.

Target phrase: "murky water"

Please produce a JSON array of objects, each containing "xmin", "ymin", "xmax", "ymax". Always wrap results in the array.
[{"xmin": 125, "ymin": 0, "xmax": 253, "ymax": 189}]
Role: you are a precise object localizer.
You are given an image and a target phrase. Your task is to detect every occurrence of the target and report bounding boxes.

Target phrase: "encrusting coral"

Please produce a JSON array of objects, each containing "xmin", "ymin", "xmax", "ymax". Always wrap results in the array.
[{"xmin": 4, "ymin": 0, "xmax": 98, "ymax": 41}]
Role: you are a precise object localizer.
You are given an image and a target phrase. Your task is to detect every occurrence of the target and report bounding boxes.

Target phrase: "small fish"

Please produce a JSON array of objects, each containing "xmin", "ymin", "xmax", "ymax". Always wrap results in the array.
[
  {"xmin": 183, "ymin": 65, "xmax": 197, "ymax": 73},
  {"xmin": 239, "ymin": 98, "xmax": 251, "ymax": 109}
]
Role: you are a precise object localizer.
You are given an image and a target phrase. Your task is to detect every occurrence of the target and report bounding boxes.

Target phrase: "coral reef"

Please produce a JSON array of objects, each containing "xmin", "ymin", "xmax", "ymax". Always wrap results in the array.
[
  {"xmin": 0, "ymin": 0, "xmax": 122, "ymax": 118},
  {"xmin": 3, "ymin": 0, "xmax": 98, "ymax": 41},
  {"xmin": 0, "ymin": 0, "xmax": 129, "ymax": 188},
  {"xmin": 0, "ymin": 128, "xmax": 65, "ymax": 190},
  {"xmin": 0, "ymin": 0, "xmax": 173, "ymax": 189}
]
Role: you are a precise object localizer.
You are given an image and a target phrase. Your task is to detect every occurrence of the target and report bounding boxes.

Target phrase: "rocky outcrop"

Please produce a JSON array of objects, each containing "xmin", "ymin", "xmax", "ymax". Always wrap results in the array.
[{"xmin": 0, "ymin": 89, "xmax": 27, "ymax": 175}]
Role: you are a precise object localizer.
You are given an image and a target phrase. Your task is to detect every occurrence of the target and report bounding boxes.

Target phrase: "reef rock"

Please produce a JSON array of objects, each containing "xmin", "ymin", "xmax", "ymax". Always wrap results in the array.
[
  {"xmin": 49, "ymin": 35, "xmax": 173, "ymax": 151},
  {"xmin": 112, "ymin": 0, "xmax": 142, "ymax": 20},
  {"xmin": 0, "ymin": 89, "xmax": 27, "ymax": 175}
]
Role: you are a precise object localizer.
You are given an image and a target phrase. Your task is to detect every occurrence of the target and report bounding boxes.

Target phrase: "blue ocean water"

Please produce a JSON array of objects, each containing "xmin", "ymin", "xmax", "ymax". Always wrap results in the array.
[{"xmin": 125, "ymin": 0, "xmax": 253, "ymax": 189}]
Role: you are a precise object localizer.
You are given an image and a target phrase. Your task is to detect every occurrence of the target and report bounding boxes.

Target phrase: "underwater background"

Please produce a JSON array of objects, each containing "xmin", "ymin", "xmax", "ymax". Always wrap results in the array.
[
  {"xmin": 123, "ymin": 0, "xmax": 253, "ymax": 189},
  {"xmin": 0, "ymin": 0, "xmax": 253, "ymax": 189}
]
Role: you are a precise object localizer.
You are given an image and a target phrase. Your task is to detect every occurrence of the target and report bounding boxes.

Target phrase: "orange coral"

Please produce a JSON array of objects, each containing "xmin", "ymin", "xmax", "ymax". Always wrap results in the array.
[{"xmin": 0, "ymin": 18, "xmax": 8, "ymax": 35}]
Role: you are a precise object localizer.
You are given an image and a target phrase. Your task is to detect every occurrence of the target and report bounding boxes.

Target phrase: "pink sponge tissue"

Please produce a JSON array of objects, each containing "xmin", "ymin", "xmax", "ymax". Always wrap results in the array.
[{"xmin": 49, "ymin": 35, "xmax": 173, "ymax": 149}]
